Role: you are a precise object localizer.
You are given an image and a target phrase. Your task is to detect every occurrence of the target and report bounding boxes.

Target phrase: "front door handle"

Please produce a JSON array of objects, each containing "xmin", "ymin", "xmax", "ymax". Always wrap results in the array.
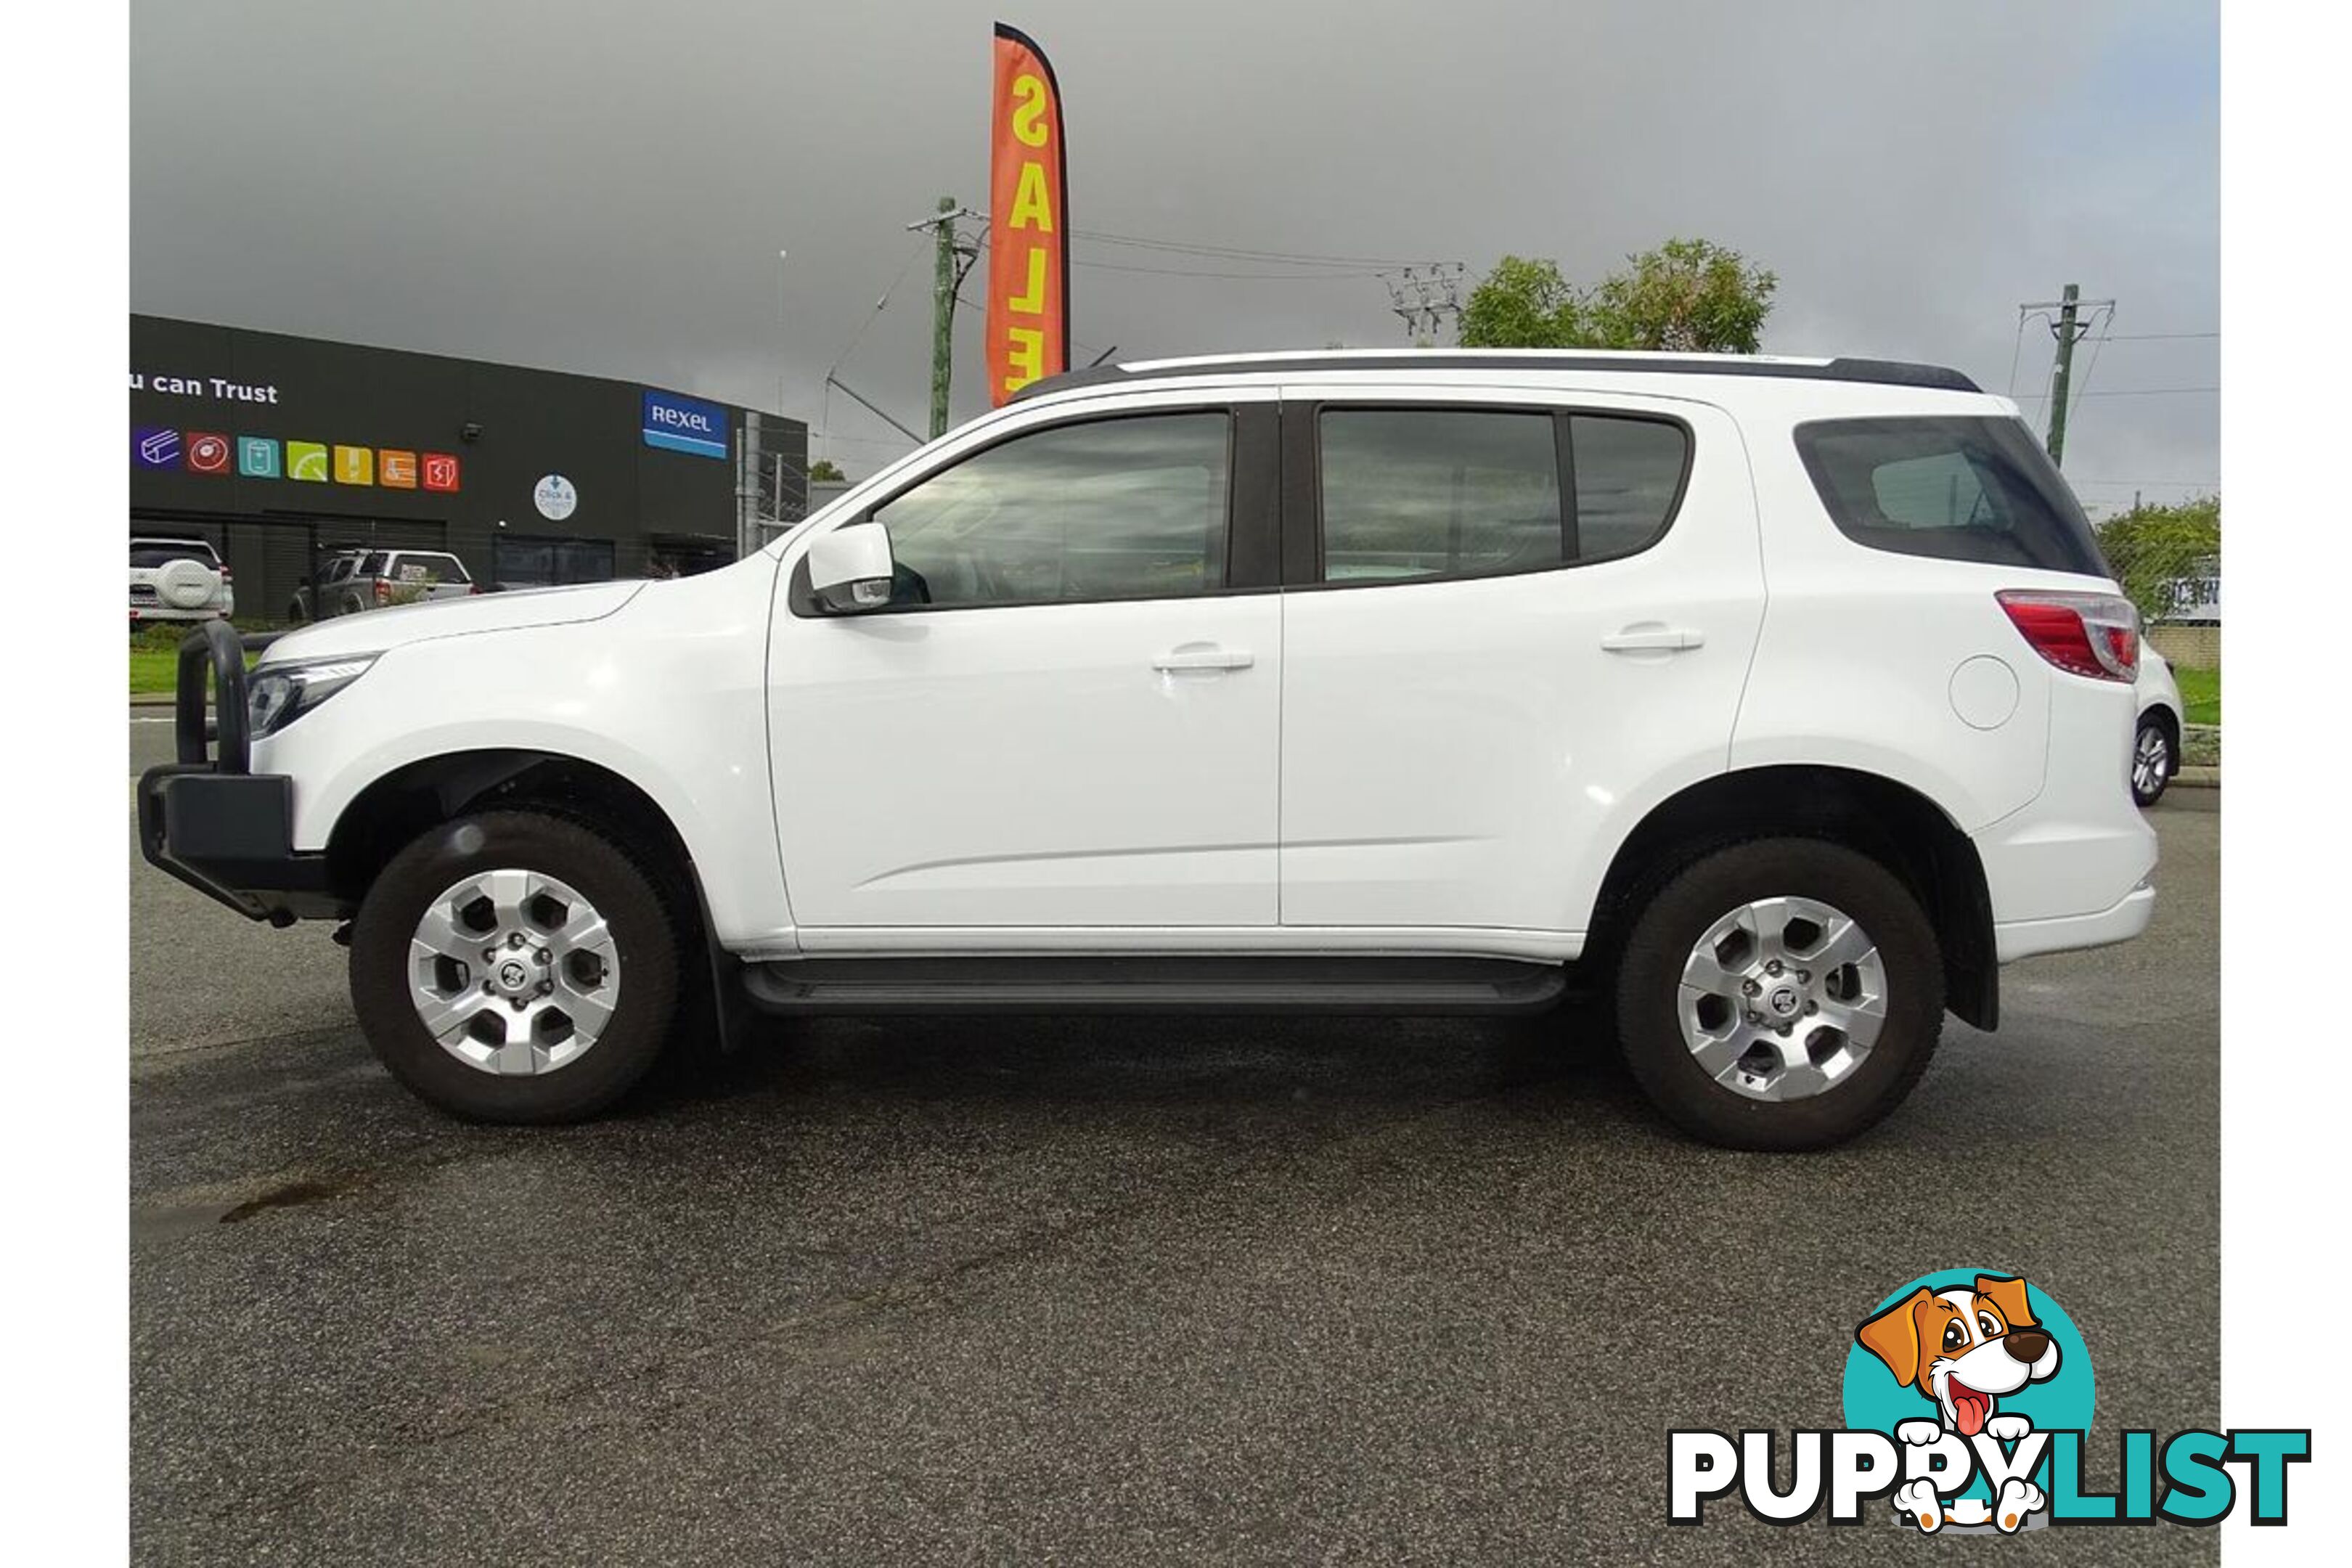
[
  {"xmin": 1152, "ymin": 645, "xmax": 1254, "ymax": 673},
  {"xmin": 1600, "ymin": 625, "xmax": 1705, "ymax": 653}
]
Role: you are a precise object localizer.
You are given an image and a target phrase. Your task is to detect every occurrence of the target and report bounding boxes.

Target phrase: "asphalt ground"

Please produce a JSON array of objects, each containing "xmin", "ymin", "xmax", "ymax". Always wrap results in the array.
[{"xmin": 130, "ymin": 711, "xmax": 2220, "ymax": 1564}]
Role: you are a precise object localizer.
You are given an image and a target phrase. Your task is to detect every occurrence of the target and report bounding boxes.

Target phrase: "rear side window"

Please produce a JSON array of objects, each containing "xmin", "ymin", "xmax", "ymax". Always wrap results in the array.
[
  {"xmin": 1314, "ymin": 408, "xmax": 1691, "ymax": 584},
  {"xmin": 1794, "ymin": 416, "xmax": 2107, "ymax": 576},
  {"xmin": 392, "ymin": 552, "xmax": 470, "ymax": 584},
  {"xmin": 1319, "ymin": 409, "xmax": 1561, "ymax": 581},
  {"xmin": 358, "ymin": 552, "xmax": 388, "ymax": 576}
]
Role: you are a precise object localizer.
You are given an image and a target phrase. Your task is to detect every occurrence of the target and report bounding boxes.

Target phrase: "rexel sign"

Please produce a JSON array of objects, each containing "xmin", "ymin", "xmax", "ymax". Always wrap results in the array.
[{"xmin": 641, "ymin": 389, "xmax": 730, "ymax": 460}]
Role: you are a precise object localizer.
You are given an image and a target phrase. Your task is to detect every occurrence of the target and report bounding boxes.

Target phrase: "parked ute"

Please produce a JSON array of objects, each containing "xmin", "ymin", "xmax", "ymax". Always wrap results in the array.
[
  {"xmin": 129, "ymin": 535, "xmax": 234, "ymax": 624},
  {"xmin": 290, "ymin": 548, "xmax": 476, "ymax": 621},
  {"xmin": 139, "ymin": 351, "xmax": 2157, "ymax": 1149}
]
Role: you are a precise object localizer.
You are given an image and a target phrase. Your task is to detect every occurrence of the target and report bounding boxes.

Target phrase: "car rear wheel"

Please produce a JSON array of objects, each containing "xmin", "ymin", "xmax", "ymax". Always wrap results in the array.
[
  {"xmin": 1614, "ymin": 838, "xmax": 1943, "ymax": 1151},
  {"xmin": 349, "ymin": 811, "xmax": 680, "ymax": 1122},
  {"xmin": 2131, "ymin": 714, "xmax": 2174, "ymax": 807}
]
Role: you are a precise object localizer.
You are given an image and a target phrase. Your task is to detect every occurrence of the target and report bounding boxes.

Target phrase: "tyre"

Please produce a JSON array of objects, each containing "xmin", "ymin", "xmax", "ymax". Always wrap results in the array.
[
  {"xmin": 2131, "ymin": 712, "xmax": 2174, "ymax": 807},
  {"xmin": 1614, "ymin": 838, "xmax": 1942, "ymax": 1151},
  {"xmin": 348, "ymin": 810, "xmax": 681, "ymax": 1122}
]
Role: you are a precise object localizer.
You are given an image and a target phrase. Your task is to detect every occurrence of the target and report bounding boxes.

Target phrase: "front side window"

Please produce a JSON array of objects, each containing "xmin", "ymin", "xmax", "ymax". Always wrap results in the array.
[
  {"xmin": 873, "ymin": 412, "xmax": 1231, "ymax": 608},
  {"xmin": 1318, "ymin": 409, "xmax": 1561, "ymax": 582},
  {"xmin": 1795, "ymin": 415, "xmax": 2107, "ymax": 575}
]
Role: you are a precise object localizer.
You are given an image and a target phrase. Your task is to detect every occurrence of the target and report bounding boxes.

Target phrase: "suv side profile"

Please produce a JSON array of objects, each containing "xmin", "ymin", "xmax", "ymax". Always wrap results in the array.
[{"xmin": 139, "ymin": 351, "xmax": 2157, "ymax": 1150}]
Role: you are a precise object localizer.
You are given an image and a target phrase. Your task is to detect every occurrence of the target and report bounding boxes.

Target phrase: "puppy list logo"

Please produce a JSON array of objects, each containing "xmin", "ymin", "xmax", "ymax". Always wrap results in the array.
[{"xmin": 1668, "ymin": 1268, "xmax": 2309, "ymax": 1533}]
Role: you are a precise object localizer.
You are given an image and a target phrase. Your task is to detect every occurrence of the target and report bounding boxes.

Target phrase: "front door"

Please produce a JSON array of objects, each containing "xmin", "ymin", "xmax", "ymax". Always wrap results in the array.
[{"xmin": 770, "ymin": 395, "xmax": 1282, "ymax": 936}]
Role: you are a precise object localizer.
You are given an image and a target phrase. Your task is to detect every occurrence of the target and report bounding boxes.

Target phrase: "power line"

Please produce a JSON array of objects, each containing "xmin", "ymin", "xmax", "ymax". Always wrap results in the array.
[
  {"xmin": 2067, "ymin": 303, "xmax": 2115, "ymax": 421},
  {"xmin": 822, "ymin": 233, "xmax": 928, "ymax": 380},
  {"xmin": 1072, "ymin": 257, "xmax": 1384, "ymax": 280},
  {"xmin": 1069, "ymin": 227, "xmax": 1446, "ymax": 269}
]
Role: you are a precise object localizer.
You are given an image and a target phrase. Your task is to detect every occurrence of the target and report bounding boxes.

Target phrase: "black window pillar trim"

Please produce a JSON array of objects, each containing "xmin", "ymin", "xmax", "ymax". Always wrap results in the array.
[
  {"xmin": 1552, "ymin": 410, "xmax": 1582, "ymax": 565},
  {"xmin": 1278, "ymin": 400, "xmax": 1320, "ymax": 586},
  {"xmin": 1223, "ymin": 403, "xmax": 1282, "ymax": 592}
]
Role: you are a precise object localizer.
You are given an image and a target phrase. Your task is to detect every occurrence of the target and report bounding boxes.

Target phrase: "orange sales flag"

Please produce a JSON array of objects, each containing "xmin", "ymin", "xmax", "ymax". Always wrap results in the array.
[{"xmin": 987, "ymin": 23, "xmax": 1069, "ymax": 405}]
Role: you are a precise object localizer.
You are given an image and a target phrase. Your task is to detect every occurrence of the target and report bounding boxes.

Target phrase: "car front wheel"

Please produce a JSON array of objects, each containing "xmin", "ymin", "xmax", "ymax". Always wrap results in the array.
[
  {"xmin": 1614, "ymin": 838, "xmax": 1943, "ymax": 1151},
  {"xmin": 348, "ymin": 811, "xmax": 681, "ymax": 1122},
  {"xmin": 2132, "ymin": 714, "xmax": 2174, "ymax": 807}
]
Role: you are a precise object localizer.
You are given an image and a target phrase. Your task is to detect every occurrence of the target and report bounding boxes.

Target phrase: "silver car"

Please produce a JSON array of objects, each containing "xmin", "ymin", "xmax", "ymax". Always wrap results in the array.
[{"xmin": 291, "ymin": 549, "xmax": 475, "ymax": 620}]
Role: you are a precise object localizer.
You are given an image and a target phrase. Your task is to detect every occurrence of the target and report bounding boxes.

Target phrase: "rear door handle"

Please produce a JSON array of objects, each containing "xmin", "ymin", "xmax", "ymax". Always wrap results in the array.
[
  {"xmin": 1600, "ymin": 625, "xmax": 1705, "ymax": 653},
  {"xmin": 1152, "ymin": 646, "xmax": 1255, "ymax": 673}
]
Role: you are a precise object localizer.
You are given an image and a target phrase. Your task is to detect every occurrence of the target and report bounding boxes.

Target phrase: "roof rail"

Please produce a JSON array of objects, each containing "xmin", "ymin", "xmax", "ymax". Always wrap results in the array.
[{"xmin": 1011, "ymin": 351, "xmax": 1980, "ymax": 401}]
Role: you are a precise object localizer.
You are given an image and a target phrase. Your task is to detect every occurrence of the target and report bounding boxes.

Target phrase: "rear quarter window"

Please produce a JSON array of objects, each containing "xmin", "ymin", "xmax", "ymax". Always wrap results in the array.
[{"xmin": 1794, "ymin": 415, "xmax": 2108, "ymax": 576}]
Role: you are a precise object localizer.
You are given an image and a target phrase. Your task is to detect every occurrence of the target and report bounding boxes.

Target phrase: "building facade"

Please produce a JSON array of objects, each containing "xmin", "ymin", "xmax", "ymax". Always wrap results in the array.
[{"xmin": 130, "ymin": 314, "xmax": 806, "ymax": 623}]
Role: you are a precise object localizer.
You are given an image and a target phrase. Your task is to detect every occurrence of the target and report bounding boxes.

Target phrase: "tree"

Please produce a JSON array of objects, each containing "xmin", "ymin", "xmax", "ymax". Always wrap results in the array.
[
  {"xmin": 808, "ymin": 458, "xmax": 846, "ymax": 483},
  {"xmin": 1458, "ymin": 256, "xmax": 1588, "ymax": 348},
  {"xmin": 1456, "ymin": 238, "xmax": 1776, "ymax": 353},
  {"xmin": 2094, "ymin": 496, "xmax": 2220, "ymax": 631}
]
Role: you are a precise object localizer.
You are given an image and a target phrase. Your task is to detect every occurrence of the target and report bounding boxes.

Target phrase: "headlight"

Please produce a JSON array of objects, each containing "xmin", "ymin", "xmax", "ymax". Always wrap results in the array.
[{"xmin": 247, "ymin": 656, "xmax": 377, "ymax": 739}]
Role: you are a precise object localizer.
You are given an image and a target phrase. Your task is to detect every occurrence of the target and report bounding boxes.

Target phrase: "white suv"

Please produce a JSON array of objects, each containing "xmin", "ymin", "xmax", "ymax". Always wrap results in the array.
[
  {"xmin": 129, "ymin": 535, "xmax": 234, "ymax": 624},
  {"xmin": 139, "ymin": 351, "xmax": 2157, "ymax": 1149}
]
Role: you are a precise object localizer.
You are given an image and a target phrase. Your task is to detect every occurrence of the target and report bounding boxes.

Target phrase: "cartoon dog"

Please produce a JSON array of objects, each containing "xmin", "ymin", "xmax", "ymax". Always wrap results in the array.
[{"xmin": 1857, "ymin": 1275, "xmax": 2061, "ymax": 1532}]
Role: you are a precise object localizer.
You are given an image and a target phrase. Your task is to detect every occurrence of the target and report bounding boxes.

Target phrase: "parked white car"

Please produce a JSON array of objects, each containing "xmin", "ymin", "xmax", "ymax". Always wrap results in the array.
[
  {"xmin": 140, "ymin": 350, "xmax": 2157, "ymax": 1149},
  {"xmin": 129, "ymin": 535, "xmax": 233, "ymax": 624},
  {"xmin": 2132, "ymin": 649, "xmax": 2186, "ymax": 807}
]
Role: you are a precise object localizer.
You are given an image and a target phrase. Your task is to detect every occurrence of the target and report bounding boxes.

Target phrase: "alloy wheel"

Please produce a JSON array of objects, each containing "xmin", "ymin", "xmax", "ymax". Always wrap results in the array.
[
  {"xmin": 1678, "ymin": 895, "xmax": 1887, "ymax": 1102},
  {"xmin": 406, "ymin": 868, "xmax": 621, "ymax": 1076}
]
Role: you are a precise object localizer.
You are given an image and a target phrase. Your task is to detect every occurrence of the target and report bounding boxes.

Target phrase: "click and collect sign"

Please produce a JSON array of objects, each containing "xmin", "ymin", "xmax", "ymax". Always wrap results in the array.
[{"xmin": 642, "ymin": 388, "xmax": 730, "ymax": 460}]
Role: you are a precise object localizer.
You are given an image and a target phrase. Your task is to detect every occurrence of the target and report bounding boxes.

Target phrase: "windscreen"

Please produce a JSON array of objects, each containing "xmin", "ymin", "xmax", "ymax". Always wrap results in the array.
[{"xmin": 1794, "ymin": 415, "xmax": 2109, "ymax": 576}]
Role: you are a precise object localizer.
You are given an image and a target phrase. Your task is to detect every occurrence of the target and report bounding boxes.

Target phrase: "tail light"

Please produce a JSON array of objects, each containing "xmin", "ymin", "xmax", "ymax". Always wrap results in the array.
[
  {"xmin": 374, "ymin": 579, "xmax": 391, "ymax": 604},
  {"xmin": 467, "ymin": 583, "xmax": 480, "ymax": 595},
  {"xmin": 1996, "ymin": 590, "xmax": 2139, "ymax": 682}
]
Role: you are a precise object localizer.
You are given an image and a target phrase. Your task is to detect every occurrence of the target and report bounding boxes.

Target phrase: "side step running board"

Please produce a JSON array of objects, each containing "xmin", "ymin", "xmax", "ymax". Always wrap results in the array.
[{"xmin": 740, "ymin": 955, "xmax": 1567, "ymax": 1017}]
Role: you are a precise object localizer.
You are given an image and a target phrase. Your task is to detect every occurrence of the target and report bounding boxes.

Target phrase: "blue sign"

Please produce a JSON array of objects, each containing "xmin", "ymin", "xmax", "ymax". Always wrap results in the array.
[
  {"xmin": 641, "ymin": 388, "xmax": 730, "ymax": 460},
  {"xmin": 133, "ymin": 426, "xmax": 181, "ymax": 468}
]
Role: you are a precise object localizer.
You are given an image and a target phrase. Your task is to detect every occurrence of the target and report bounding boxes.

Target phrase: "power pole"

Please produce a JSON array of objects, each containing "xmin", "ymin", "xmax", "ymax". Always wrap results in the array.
[
  {"xmin": 928, "ymin": 196, "xmax": 956, "ymax": 438},
  {"xmin": 907, "ymin": 200, "xmax": 984, "ymax": 438},
  {"xmin": 2045, "ymin": 283, "xmax": 2081, "ymax": 467},
  {"xmin": 2020, "ymin": 284, "xmax": 2114, "ymax": 469}
]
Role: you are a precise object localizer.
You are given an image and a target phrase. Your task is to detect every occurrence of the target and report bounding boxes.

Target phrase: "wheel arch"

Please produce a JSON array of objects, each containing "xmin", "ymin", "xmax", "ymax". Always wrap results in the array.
[
  {"xmin": 322, "ymin": 747, "xmax": 757, "ymax": 1051},
  {"xmin": 324, "ymin": 748, "xmax": 705, "ymax": 926},
  {"xmin": 1585, "ymin": 764, "xmax": 1998, "ymax": 1030}
]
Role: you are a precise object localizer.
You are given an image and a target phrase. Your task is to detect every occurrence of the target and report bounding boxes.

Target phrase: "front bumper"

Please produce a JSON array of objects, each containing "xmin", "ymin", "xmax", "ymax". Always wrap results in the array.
[
  {"xmin": 136, "ymin": 621, "xmax": 338, "ymax": 923},
  {"xmin": 139, "ymin": 767, "xmax": 338, "ymax": 923}
]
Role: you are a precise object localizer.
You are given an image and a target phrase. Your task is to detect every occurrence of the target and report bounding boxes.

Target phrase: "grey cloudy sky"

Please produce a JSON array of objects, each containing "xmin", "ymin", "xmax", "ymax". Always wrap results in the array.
[{"xmin": 130, "ymin": 0, "xmax": 2217, "ymax": 507}]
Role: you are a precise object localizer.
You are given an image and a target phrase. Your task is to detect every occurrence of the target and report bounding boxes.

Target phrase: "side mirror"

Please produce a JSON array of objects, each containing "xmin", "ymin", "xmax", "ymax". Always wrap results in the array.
[{"xmin": 807, "ymin": 521, "xmax": 897, "ymax": 613}]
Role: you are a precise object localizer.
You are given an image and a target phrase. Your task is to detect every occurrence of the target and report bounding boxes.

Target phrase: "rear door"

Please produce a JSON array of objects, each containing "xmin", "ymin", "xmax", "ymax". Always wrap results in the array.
[{"xmin": 1275, "ymin": 386, "xmax": 1763, "ymax": 935}]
